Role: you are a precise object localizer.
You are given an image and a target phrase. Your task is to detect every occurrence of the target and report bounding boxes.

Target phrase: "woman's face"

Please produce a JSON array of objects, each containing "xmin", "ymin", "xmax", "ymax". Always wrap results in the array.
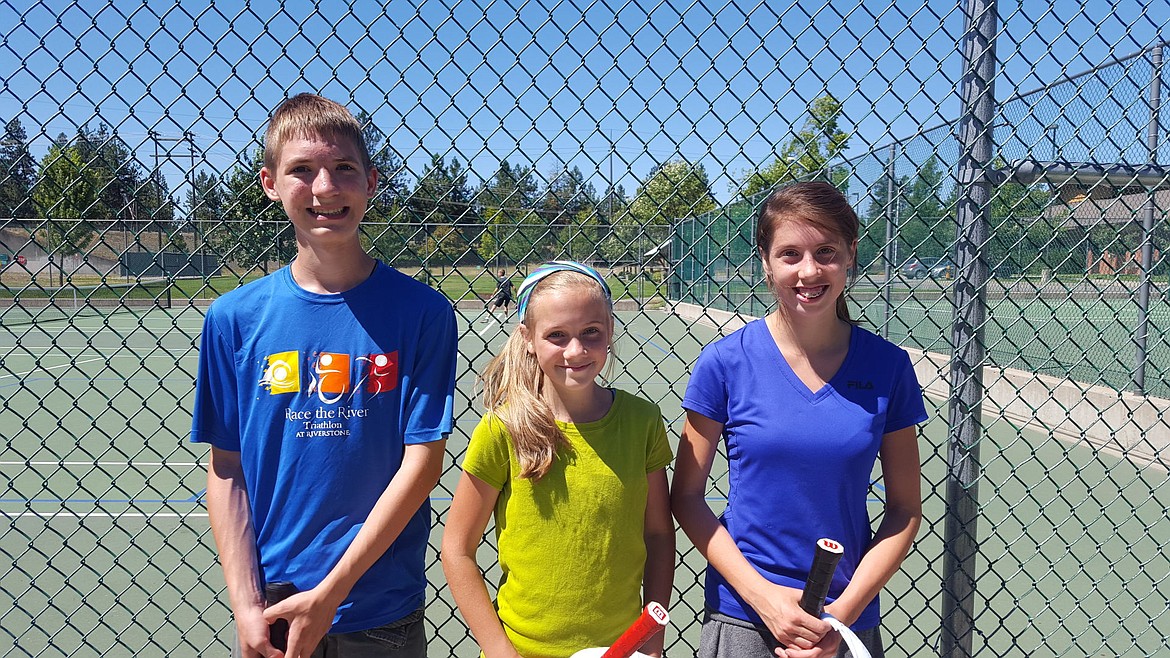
[{"xmin": 760, "ymin": 218, "xmax": 855, "ymax": 322}]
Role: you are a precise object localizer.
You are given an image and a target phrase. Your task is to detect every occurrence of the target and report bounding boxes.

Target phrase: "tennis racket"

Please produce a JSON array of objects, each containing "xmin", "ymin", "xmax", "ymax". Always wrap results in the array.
[
  {"xmin": 265, "ymin": 581, "xmax": 299, "ymax": 652},
  {"xmin": 800, "ymin": 538, "xmax": 844, "ymax": 616},
  {"xmin": 799, "ymin": 538, "xmax": 870, "ymax": 658},
  {"xmin": 569, "ymin": 601, "xmax": 670, "ymax": 658}
]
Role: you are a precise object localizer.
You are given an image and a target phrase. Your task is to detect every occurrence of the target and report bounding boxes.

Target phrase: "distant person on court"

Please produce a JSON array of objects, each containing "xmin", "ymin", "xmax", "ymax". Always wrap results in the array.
[
  {"xmin": 671, "ymin": 181, "xmax": 926, "ymax": 658},
  {"xmin": 442, "ymin": 261, "xmax": 674, "ymax": 658},
  {"xmin": 191, "ymin": 93, "xmax": 457, "ymax": 658},
  {"xmin": 490, "ymin": 268, "xmax": 514, "ymax": 314}
]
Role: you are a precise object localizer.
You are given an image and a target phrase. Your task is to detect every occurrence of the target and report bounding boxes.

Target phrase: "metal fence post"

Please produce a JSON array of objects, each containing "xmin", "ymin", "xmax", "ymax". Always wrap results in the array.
[
  {"xmin": 1134, "ymin": 43, "xmax": 1163, "ymax": 392},
  {"xmin": 884, "ymin": 144, "xmax": 896, "ymax": 339},
  {"xmin": 941, "ymin": 0, "xmax": 998, "ymax": 656}
]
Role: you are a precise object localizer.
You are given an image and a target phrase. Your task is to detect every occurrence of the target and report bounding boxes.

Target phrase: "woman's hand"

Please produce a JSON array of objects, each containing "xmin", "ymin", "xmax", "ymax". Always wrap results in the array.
[{"xmin": 745, "ymin": 582, "xmax": 832, "ymax": 654}]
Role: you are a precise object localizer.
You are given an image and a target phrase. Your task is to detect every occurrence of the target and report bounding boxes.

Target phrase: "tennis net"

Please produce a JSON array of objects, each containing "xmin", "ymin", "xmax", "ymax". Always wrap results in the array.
[{"xmin": 0, "ymin": 280, "xmax": 173, "ymax": 326}]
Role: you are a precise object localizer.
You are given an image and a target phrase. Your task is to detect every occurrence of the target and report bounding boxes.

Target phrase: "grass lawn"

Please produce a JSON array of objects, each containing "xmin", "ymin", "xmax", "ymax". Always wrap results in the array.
[{"xmin": 1, "ymin": 264, "xmax": 670, "ymax": 306}]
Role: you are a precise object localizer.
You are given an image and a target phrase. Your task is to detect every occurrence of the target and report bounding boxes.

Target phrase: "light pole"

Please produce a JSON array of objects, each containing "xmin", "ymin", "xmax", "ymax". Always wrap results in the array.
[{"xmin": 149, "ymin": 129, "xmax": 197, "ymax": 277}]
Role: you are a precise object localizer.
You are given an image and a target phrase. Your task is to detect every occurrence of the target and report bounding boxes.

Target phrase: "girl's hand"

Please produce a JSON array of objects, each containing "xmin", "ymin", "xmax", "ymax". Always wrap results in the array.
[{"xmin": 750, "ymin": 583, "xmax": 832, "ymax": 654}]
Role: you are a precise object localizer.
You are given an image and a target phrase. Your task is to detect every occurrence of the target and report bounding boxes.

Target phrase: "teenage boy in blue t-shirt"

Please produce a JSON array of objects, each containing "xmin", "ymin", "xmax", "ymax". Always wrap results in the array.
[{"xmin": 191, "ymin": 93, "xmax": 456, "ymax": 658}]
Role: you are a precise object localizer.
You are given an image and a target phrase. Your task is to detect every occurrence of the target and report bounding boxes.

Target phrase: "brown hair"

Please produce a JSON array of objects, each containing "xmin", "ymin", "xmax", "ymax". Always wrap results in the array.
[
  {"xmin": 755, "ymin": 181, "xmax": 859, "ymax": 323},
  {"xmin": 263, "ymin": 93, "xmax": 371, "ymax": 171},
  {"xmin": 479, "ymin": 270, "xmax": 614, "ymax": 480}
]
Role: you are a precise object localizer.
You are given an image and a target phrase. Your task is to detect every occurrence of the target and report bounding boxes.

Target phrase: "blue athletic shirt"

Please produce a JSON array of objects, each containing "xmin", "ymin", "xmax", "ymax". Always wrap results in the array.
[
  {"xmin": 682, "ymin": 320, "xmax": 927, "ymax": 630},
  {"xmin": 190, "ymin": 262, "xmax": 456, "ymax": 633}
]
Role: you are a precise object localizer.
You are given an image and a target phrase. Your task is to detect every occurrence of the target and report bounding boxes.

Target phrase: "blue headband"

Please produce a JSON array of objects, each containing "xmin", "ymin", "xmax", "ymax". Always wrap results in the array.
[{"xmin": 516, "ymin": 261, "xmax": 613, "ymax": 321}]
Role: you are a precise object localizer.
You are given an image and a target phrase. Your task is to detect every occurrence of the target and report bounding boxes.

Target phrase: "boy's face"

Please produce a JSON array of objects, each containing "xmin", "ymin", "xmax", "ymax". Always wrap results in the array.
[{"xmin": 260, "ymin": 133, "xmax": 377, "ymax": 248}]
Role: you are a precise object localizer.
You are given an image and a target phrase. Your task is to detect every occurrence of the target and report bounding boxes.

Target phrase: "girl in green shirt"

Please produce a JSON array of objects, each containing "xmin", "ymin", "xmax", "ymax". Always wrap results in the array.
[{"xmin": 442, "ymin": 261, "xmax": 674, "ymax": 658}]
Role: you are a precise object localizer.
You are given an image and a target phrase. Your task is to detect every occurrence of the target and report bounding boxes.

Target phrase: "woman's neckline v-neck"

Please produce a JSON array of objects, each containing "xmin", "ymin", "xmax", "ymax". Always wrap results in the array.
[{"xmin": 760, "ymin": 320, "xmax": 856, "ymax": 401}]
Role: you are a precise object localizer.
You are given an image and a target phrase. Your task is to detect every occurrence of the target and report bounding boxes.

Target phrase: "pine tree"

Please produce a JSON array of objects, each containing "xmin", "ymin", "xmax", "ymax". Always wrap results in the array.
[{"xmin": 0, "ymin": 118, "xmax": 36, "ymax": 218}]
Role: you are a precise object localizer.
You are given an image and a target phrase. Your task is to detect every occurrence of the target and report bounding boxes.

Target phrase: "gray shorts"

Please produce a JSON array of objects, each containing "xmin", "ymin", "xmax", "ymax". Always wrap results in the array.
[
  {"xmin": 233, "ymin": 605, "xmax": 426, "ymax": 658},
  {"xmin": 697, "ymin": 611, "xmax": 884, "ymax": 658}
]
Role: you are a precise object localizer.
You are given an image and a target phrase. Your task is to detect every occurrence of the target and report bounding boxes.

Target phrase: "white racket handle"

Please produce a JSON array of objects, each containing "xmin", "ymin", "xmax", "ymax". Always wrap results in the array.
[{"xmin": 822, "ymin": 614, "xmax": 872, "ymax": 658}]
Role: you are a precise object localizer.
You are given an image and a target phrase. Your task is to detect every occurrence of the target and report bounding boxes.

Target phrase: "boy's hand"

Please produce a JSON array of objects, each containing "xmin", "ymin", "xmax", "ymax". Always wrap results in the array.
[
  {"xmin": 262, "ymin": 587, "xmax": 343, "ymax": 658},
  {"xmin": 236, "ymin": 603, "xmax": 283, "ymax": 658}
]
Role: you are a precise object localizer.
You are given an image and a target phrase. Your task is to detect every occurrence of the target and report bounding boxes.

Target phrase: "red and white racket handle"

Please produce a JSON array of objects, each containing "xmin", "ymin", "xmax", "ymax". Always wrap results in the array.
[{"xmin": 600, "ymin": 601, "xmax": 670, "ymax": 658}]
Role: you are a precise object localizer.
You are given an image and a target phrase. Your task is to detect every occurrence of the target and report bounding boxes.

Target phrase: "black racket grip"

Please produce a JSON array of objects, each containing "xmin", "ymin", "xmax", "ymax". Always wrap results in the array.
[
  {"xmin": 799, "ymin": 538, "xmax": 844, "ymax": 617},
  {"xmin": 265, "ymin": 581, "xmax": 299, "ymax": 651}
]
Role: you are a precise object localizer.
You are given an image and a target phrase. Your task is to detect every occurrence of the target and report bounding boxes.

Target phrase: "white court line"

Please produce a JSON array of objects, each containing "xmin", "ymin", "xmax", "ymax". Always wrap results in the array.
[
  {"xmin": 476, "ymin": 313, "xmax": 502, "ymax": 336},
  {"xmin": 1, "ymin": 356, "xmax": 111, "ymax": 380}
]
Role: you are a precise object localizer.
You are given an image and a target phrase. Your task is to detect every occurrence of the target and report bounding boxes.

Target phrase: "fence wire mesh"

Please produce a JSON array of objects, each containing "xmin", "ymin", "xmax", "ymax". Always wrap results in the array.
[{"xmin": 1, "ymin": 1, "xmax": 1168, "ymax": 656}]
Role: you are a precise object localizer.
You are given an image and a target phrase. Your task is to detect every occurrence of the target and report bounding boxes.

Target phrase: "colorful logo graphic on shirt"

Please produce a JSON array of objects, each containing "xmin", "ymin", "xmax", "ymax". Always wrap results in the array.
[
  {"xmin": 361, "ymin": 352, "xmax": 399, "ymax": 394},
  {"xmin": 310, "ymin": 352, "xmax": 352, "ymax": 403},
  {"xmin": 259, "ymin": 349, "xmax": 399, "ymax": 401},
  {"xmin": 260, "ymin": 351, "xmax": 300, "ymax": 394}
]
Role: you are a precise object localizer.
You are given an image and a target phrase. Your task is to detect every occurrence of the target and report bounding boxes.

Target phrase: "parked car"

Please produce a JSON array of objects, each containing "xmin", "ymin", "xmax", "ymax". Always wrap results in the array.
[
  {"xmin": 929, "ymin": 258, "xmax": 956, "ymax": 279},
  {"xmin": 899, "ymin": 258, "xmax": 930, "ymax": 279}
]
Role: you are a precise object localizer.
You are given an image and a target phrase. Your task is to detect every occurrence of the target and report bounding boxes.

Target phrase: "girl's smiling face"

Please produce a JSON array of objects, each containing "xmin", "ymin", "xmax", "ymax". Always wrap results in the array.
[
  {"xmin": 760, "ymin": 218, "xmax": 855, "ymax": 322},
  {"xmin": 521, "ymin": 286, "xmax": 613, "ymax": 397}
]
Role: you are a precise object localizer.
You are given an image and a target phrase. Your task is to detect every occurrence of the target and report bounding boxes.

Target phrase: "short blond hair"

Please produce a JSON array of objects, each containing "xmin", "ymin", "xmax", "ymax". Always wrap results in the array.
[{"xmin": 263, "ymin": 93, "xmax": 371, "ymax": 171}]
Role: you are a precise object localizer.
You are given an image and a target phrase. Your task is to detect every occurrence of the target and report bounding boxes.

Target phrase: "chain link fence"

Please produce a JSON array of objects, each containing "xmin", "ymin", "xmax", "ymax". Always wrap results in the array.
[{"xmin": 2, "ymin": 1, "xmax": 1168, "ymax": 656}]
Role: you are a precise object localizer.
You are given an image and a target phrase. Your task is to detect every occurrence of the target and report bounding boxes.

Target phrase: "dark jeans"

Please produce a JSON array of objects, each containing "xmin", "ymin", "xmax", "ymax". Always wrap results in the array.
[{"xmin": 234, "ymin": 606, "xmax": 426, "ymax": 658}]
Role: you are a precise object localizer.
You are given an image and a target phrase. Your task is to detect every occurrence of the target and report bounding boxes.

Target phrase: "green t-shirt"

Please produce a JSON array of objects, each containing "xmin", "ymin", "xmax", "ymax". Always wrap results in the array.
[{"xmin": 462, "ymin": 388, "xmax": 673, "ymax": 658}]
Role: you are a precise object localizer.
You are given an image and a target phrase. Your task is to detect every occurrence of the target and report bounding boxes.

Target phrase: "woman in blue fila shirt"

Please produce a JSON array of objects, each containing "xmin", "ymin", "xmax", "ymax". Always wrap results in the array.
[{"xmin": 672, "ymin": 181, "xmax": 927, "ymax": 658}]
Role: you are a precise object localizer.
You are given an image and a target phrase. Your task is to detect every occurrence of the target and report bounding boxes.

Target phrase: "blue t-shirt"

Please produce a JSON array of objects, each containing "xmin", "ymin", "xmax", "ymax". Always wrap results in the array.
[
  {"xmin": 682, "ymin": 320, "xmax": 927, "ymax": 630},
  {"xmin": 190, "ymin": 262, "xmax": 457, "ymax": 633}
]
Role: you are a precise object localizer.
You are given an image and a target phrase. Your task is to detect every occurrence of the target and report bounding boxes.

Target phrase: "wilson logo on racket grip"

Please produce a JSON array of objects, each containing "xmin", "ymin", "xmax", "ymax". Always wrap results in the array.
[{"xmin": 817, "ymin": 538, "xmax": 843, "ymax": 552}]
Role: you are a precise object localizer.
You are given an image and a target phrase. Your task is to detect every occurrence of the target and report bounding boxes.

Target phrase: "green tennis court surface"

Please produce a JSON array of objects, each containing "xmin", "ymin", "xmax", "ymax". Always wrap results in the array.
[
  {"xmin": 2, "ymin": 307, "xmax": 1165, "ymax": 655},
  {"xmin": 686, "ymin": 275, "xmax": 1170, "ymax": 398}
]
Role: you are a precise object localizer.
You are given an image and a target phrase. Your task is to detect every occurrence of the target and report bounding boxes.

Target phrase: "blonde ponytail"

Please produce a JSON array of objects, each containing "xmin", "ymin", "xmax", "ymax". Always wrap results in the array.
[{"xmin": 480, "ymin": 327, "xmax": 568, "ymax": 481}]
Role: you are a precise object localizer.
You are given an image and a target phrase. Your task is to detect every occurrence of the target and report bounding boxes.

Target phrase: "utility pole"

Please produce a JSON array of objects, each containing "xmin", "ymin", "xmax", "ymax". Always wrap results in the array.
[
  {"xmin": 1134, "ymin": 44, "xmax": 1163, "ymax": 392},
  {"xmin": 149, "ymin": 130, "xmax": 198, "ymax": 278}
]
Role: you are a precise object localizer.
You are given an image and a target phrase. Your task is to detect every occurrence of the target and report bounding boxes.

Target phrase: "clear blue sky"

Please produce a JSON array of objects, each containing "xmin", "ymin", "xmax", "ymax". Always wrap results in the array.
[{"xmin": 1, "ymin": 0, "xmax": 1166, "ymax": 206}]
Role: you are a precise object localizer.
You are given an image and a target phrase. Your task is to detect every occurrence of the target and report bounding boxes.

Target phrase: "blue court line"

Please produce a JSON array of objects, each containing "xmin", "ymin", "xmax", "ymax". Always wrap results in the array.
[
  {"xmin": 3, "ymin": 487, "xmax": 208, "ymax": 506},
  {"xmin": 3, "ymin": 497, "xmax": 177, "ymax": 504},
  {"xmin": 633, "ymin": 333, "xmax": 670, "ymax": 355},
  {"xmin": 630, "ymin": 332, "xmax": 687, "ymax": 361},
  {"xmin": 1, "ymin": 495, "xmax": 460, "ymax": 505}
]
